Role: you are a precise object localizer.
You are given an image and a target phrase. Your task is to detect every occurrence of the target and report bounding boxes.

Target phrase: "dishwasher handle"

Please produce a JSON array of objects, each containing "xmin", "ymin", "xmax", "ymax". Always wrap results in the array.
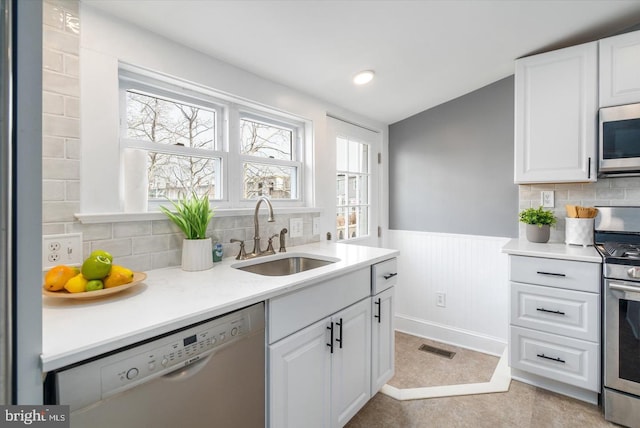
[{"xmin": 162, "ymin": 353, "xmax": 214, "ymax": 381}]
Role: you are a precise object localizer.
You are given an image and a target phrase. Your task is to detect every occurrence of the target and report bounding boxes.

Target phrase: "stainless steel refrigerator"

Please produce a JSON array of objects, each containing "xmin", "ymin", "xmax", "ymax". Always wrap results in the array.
[{"xmin": 1, "ymin": 0, "xmax": 43, "ymax": 404}]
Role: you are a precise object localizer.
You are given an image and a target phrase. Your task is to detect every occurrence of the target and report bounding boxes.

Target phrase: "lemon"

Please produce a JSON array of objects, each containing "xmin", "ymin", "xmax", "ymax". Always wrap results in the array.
[{"xmin": 64, "ymin": 273, "xmax": 88, "ymax": 293}]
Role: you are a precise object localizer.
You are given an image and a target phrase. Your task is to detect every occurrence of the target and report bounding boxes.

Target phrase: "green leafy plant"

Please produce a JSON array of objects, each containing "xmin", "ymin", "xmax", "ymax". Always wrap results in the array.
[
  {"xmin": 160, "ymin": 192, "xmax": 215, "ymax": 239},
  {"xmin": 519, "ymin": 206, "xmax": 557, "ymax": 228}
]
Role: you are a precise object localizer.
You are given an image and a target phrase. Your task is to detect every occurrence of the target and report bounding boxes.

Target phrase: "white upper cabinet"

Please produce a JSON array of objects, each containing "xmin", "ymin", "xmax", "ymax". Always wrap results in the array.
[
  {"xmin": 514, "ymin": 42, "xmax": 598, "ymax": 183},
  {"xmin": 600, "ymin": 30, "xmax": 640, "ymax": 107}
]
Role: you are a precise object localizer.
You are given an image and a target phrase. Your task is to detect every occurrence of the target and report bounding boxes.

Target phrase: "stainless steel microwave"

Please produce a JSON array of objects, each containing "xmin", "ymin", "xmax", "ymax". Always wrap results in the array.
[{"xmin": 599, "ymin": 103, "xmax": 640, "ymax": 176}]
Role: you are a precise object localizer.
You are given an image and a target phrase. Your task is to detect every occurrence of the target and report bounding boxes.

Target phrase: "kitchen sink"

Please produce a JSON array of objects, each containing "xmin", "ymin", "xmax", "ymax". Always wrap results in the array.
[{"xmin": 233, "ymin": 254, "xmax": 338, "ymax": 276}]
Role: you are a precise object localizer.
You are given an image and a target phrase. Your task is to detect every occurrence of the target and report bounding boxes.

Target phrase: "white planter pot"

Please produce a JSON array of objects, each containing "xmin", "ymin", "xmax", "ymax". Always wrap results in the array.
[{"xmin": 181, "ymin": 238, "xmax": 213, "ymax": 271}]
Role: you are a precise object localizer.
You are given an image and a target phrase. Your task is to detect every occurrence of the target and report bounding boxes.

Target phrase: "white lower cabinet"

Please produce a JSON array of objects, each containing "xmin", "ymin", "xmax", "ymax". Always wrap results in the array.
[
  {"xmin": 371, "ymin": 286, "xmax": 395, "ymax": 395},
  {"xmin": 508, "ymin": 255, "xmax": 601, "ymax": 394},
  {"xmin": 268, "ymin": 258, "xmax": 398, "ymax": 427},
  {"xmin": 269, "ymin": 298, "xmax": 371, "ymax": 428}
]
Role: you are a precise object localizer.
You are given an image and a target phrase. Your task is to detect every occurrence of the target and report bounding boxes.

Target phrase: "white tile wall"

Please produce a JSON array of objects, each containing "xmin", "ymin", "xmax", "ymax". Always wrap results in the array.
[
  {"xmin": 519, "ymin": 177, "xmax": 640, "ymax": 242},
  {"xmin": 42, "ymin": 0, "xmax": 319, "ymax": 272}
]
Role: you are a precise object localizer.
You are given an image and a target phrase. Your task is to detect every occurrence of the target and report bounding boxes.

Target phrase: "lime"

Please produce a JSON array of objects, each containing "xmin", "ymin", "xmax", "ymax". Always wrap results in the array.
[
  {"xmin": 81, "ymin": 255, "xmax": 112, "ymax": 280},
  {"xmin": 85, "ymin": 279, "xmax": 104, "ymax": 292}
]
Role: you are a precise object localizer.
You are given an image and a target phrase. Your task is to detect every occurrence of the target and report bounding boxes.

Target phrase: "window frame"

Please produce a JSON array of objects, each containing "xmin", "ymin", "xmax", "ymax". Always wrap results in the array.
[
  {"xmin": 118, "ymin": 69, "xmax": 307, "ymax": 210},
  {"xmin": 335, "ymin": 136, "xmax": 372, "ymax": 242}
]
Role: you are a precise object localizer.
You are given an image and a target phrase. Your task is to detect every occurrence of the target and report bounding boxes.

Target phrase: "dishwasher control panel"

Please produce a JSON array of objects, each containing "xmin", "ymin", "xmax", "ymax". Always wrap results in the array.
[{"xmin": 100, "ymin": 312, "xmax": 250, "ymax": 397}]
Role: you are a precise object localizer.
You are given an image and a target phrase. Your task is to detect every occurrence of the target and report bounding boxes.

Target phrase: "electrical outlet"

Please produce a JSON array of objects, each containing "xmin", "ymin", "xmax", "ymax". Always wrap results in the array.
[
  {"xmin": 43, "ymin": 233, "xmax": 83, "ymax": 270},
  {"xmin": 436, "ymin": 292, "xmax": 446, "ymax": 308},
  {"xmin": 289, "ymin": 218, "xmax": 303, "ymax": 238},
  {"xmin": 541, "ymin": 191, "xmax": 555, "ymax": 208},
  {"xmin": 312, "ymin": 217, "xmax": 320, "ymax": 236}
]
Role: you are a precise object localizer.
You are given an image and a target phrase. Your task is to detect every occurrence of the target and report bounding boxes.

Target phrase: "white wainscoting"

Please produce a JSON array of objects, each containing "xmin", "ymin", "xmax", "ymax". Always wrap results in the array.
[{"xmin": 385, "ymin": 230, "xmax": 511, "ymax": 356}]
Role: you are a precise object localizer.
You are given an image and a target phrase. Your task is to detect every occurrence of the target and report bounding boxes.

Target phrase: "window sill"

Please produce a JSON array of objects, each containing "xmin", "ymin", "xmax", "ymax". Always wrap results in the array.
[{"xmin": 75, "ymin": 207, "xmax": 322, "ymax": 224}]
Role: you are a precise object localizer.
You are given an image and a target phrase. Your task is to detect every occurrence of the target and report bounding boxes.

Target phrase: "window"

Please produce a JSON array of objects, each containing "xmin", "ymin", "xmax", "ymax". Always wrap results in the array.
[
  {"xmin": 119, "ymin": 70, "xmax": 305, "ymax": 208},
  {"xmin": 239, "ymin": 114, "xmax": 301, "ymax": 200},
  {"xmin": 336, "ymin": 137, "xmax": 369, "ymax": 240}
]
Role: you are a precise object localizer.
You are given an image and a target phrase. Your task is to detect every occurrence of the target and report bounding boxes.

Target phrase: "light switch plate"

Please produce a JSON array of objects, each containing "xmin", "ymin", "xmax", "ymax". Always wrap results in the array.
[
  {"xmin": 312, "ymin": 217, "xmax": 320, "ymax": 235},
  {"xmin": 290, "ymin": 218, "xmax": 303, "ymax": 238},
  {"xmin": 541, "ymin": 191, "xmax": 555, "ymax": 208}
]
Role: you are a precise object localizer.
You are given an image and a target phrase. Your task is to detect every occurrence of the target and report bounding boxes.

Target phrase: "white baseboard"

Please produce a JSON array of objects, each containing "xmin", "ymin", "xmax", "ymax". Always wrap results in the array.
[
  {"xmin": 510, "ymin": 368, "xmax": 600, "ymax": 405},
  {"xmin": 395, "ymin": 314, "xmax": 507, "ymax": 357},
  {"xmin": 381, "ymin": 347, "xmax": 511, "ymax": 401}
]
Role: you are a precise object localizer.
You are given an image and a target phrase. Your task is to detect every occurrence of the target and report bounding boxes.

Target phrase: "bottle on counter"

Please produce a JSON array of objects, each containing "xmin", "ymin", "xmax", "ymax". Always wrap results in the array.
[{"xmin": 213, "ymin": 243, "xmax": 223, "ymax": 262}]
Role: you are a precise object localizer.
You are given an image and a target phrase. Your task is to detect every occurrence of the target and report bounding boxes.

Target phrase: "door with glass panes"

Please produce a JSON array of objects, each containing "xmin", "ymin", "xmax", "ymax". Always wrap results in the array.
[{"xmin": 328, "ymin": 117, "xmax": 380, "ymax": 246}]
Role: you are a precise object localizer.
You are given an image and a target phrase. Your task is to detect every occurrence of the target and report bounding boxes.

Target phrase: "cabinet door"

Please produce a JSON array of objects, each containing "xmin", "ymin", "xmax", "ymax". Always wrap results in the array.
[
  {"xmin": 270, "ymin": 317, "xmax": 332, "ymax": 428},
  {"xmin": 600, "ymin": 30, "xmax": 640, "ymax": 107},
  {"xmin": 331, "ymin": 298, "xmax": 371, "ymax": 428},
  {"xmin": 371, "ymin": 287, "xmax": 395, "ymax": 394},
  {"xmin": 514, "ymin": 41, "xmax": 598, "ymax": 183}
]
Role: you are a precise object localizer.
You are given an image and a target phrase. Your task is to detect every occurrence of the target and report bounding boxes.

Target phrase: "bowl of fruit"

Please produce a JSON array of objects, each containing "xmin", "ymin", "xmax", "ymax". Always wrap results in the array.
[{"xmin": 43, "ymin": 250, "xmax": 146, "ymax": 299}]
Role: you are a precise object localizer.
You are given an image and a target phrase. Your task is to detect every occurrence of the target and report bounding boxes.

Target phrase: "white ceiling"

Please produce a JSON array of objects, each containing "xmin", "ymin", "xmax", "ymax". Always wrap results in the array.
[{"xmin": 83, "ymin": 0, "xmax": 640, "ymax": 125}]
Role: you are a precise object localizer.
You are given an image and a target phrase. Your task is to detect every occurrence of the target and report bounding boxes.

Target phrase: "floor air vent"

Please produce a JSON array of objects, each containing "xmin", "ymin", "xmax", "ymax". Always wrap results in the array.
[{"xmin": 419, "ymin": 344, "xmax": 456, "ymax": 359}]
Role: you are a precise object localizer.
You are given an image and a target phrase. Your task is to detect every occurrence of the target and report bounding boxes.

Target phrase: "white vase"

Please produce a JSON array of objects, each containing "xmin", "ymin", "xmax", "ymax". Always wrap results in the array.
[{"xmin": 181, "ymin": 238, "xmax": 213, "ymax": 271}]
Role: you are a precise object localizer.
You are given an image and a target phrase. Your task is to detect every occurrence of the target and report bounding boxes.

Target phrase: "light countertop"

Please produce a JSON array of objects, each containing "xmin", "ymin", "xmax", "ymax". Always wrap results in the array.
[
  {"xmin": 42, "ymin": 242, "xmax": 399, "ymax": 372},
  {"xmin": 501, "ymin": 239, "xmax": 602, "ymax": 263}
]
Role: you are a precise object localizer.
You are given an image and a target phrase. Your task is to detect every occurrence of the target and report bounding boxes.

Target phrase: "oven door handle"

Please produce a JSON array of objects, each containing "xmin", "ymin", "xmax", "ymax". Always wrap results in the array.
[{"xmin": 609, "ymin": 282, "xmax": 640, "ymax": 302}]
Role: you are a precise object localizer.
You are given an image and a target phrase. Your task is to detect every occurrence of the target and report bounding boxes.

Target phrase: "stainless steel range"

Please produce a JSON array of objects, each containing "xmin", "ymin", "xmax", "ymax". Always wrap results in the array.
[{"xmin": 595, "ymin": 206, "xmax": 640, "ymax": 428}]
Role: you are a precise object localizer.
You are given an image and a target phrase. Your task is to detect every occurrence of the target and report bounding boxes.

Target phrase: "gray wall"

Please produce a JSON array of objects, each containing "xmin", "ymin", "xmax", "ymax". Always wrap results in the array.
[{"xmin": 389, "ymin": 76, "xmax": 518, "ymax": 238}]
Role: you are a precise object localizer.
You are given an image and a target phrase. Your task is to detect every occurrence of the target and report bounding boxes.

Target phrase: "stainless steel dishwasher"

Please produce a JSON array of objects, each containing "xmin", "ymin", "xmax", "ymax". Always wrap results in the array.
[{"xmin": 45, "ymin": 302, "xmax": 265, "ymax": 428}]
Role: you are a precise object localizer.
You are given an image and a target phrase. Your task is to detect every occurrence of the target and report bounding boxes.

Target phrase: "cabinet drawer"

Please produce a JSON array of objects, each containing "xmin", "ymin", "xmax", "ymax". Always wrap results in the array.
[
  {"xmin": 510, "ymin": 326, "xmax": 600, "ymax": 392},
  {"xmin": 372, "ymin": 258, "xmax": 398, "ymax": 295},
  {"xmin": 511, "ymin": 282, "xmax": 599, "ymax": 342},
  {"xmin": 510, "ymin": 255, "xmax": 600, "ymax": 292},
  {"xmin": 268, "ymin": 268, "xmax": 370, "ymax": 344}
]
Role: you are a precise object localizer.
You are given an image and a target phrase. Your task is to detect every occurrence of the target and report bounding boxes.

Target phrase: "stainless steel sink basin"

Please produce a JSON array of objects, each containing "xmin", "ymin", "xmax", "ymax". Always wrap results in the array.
[{"xmin": 233, "ymin": 255, "xmax": 337, "ymax": 276}]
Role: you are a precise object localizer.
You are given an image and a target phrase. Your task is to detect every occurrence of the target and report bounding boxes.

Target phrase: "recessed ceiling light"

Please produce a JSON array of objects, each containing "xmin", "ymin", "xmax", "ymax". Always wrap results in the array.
[{"xmin": 353, "ymin": 70, "xmax": 375, "ymax": 85}]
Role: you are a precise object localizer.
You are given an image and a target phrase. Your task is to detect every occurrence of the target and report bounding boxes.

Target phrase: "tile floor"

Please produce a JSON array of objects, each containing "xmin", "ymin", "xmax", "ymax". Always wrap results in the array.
[{"xmin": 345, "ymin": 332, "xmax": 615, "ymax": 428}]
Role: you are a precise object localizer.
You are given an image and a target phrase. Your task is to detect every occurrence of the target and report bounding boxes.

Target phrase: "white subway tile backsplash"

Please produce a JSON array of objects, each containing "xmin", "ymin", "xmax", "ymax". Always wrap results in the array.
[
  {"xmin": 42, "ymin": 2, "xmax": 64, "ymax": 30},
  {"xmin": 66, "ymin": 181, "xmax": 80, "ymax": 201},
  {"xmin": 152, "ymin": 251, "xmax": 181, "ymax": 270},
  {"xmin": 43, "ymin": 28, "xmax": 79, "ymax": 55},
  {"xmin": 42, "ymin": 158, "xmax": 79, "ymax": 180},
  {"xmin": 133, "ymin": 235, "xmax": 169, "ymax": 254},
  {"xmin": 42, "ymin": 201, "xmax": 80, "ymax": 223},
  {"xmin": 113, "ymin": 254, "xmax": 152, "ymax": 273},
  {"xmin": 43, "ymin": 70, "xmax": 80, "ymax": 97},
  {"xmin": 65, "ymin": 138, "xmax": 80, "ymax": 159},
  {"xmin": 43, "ymin": 114, "xmax": 80, "ymax": 138},
  {"xmin": 43, "ymin": 49, "xmax": 63, "ymax": 72},
  {"xmin": 114, "ymin": 221, "xmax": 152, "ymax": 238},
  {"xmin": 43, "ymin": 92, "xmax": 64, "ymax": 115},
  {"xmin": 90, "ymin": 238, "xmax": 132, "ymax": 258},
  {"xmin": 43, "ymin": 223, "xmax": 65, "ymax": 236},
  {"xmin": 70, "ymin": 223, "xmax": 112, "ymax": 241},
  {"xmin": 64, "ymin": 54, "xmax": 79, "ymax": 77},
  {"xmin": 42, "ymin": 136, "xmax": 65, "ymax": 158},
  {"xmin": 43, "ymin": 180, "xmax": 65, "ymax": 201},
  {"xmin": 64, "ymin": 97, "xmax": 79, "ymax": 118}
]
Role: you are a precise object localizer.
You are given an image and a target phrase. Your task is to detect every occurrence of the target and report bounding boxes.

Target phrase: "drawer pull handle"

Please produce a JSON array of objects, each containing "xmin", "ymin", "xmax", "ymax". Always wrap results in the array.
[
  {"xmin": 536, "ymin": 307, "xmax": 566, "ymax": 316},
  {"xmin": 536, "ymin": 353, "xmax": 565, "ymax": 364},
  {"xmin": 374, "ymin": 298, "xmax": 381, "ymax": 323},
  {"xmin": 536, "ymin": 271, "xmax": 566, "ymax": 277},
  {"xmin": 335, "ymin": 318, "xmax": 343, "ymax": 349},
  {"xmin": 383, "ymin": 273, "xmax": 398, "ymax": 280},
  {"xmin": 327, "ymin": 323, "xmax": 334, "ymax": 354}
]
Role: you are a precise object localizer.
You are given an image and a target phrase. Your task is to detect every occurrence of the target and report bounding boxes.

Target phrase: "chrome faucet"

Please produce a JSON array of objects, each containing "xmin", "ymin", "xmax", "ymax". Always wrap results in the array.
[{"xmin": 250, "ymin": 195, "xmax": 275, "ymax": 258}]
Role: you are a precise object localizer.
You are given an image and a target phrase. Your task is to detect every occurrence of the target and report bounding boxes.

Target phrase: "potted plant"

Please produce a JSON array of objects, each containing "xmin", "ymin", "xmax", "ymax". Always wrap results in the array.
[
  {"xmin": 519, "ymin": 206, "xmax": 557, "ymax": 243},
  {"xmin": 160, "ymin": 192, "xmax": 215, "ymax": 271}
]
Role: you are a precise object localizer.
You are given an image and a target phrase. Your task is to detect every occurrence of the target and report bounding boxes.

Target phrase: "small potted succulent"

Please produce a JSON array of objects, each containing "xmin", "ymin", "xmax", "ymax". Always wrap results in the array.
[
  {"xmin": 519, "ymin": 206, "xmax": 557, "ymax": 243},
  {"xmin": 160, "ymin": 192, "xmax": 215, "ymax": 271}
]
